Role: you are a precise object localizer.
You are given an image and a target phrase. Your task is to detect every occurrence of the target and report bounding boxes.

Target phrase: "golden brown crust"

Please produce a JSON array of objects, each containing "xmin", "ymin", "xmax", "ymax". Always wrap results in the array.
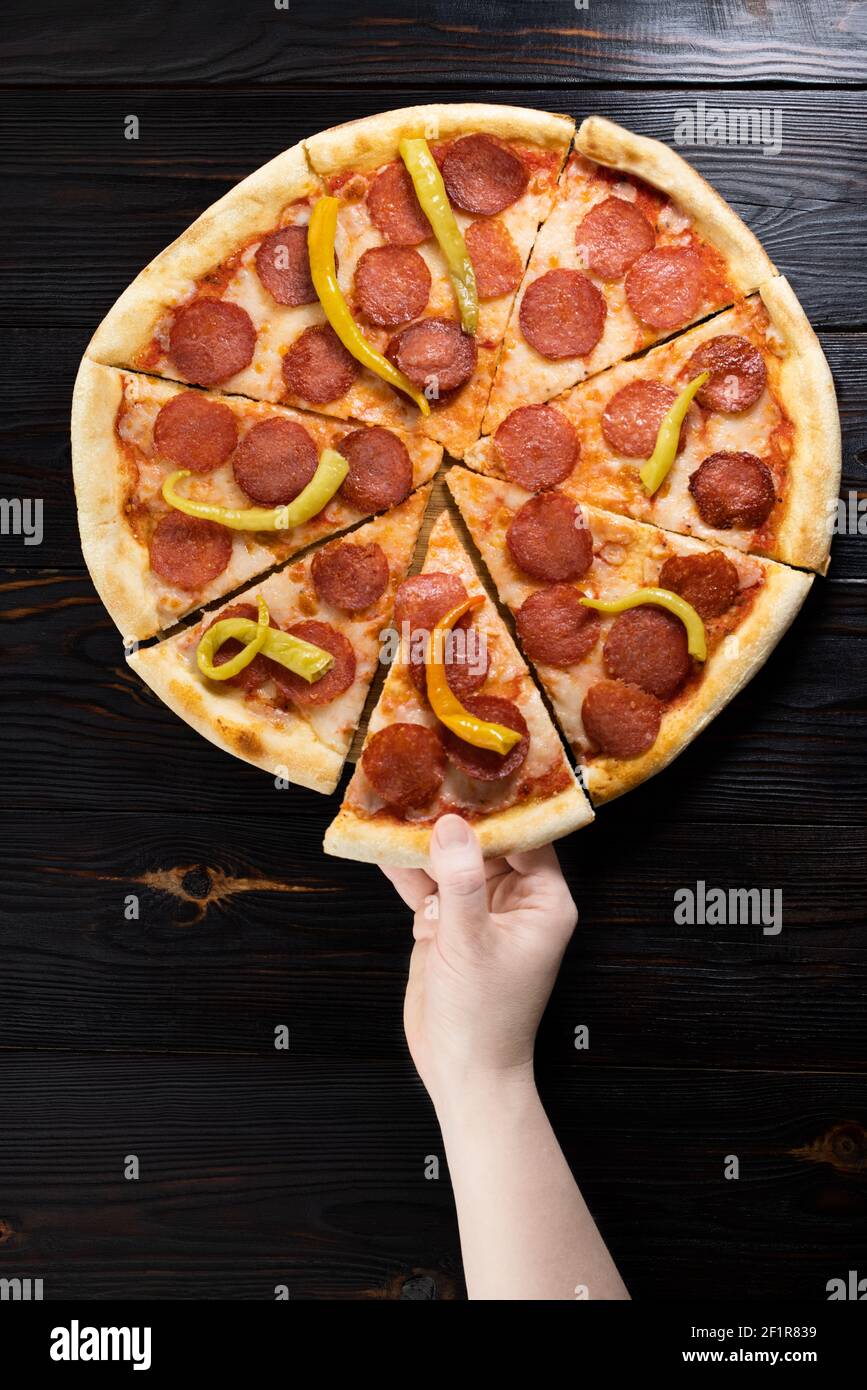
[{"xmin": 576, "ymin": 116, "xmax": 776, "ymax": 294}]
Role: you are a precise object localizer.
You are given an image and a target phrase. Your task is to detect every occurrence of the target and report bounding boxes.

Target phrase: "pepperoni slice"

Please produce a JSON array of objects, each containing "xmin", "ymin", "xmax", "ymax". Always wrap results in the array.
[
  {"xmin": 354, "ymin": 245, "xmax": 431, "ymax": 327},
  {"xmin": 441, "ymin": 135, "xmax": 527, "ymax": 216},
  {"xmin": 337, "ymin": 427, "xmax": 413, "ymax": 512},
  {"xmin": 255, "ymin": 225, "xmax": 316, "ymax": 306},
  {"xmin": 386, "ymin": 317, "xmax": 477, "ymax": 394},
  {"xmin": 152, "ymin": 392, "xmax": 238, "ymax": 473},
  {"xmin": 203, "ymin": 602, "xmax": 273, "ymax": 692},
  {"xmin": 685, "ymin": 335, "xmax": 767, "ymax": 413},
  {"xmin": 494, "ymin": 404, "xmax": 579, "ymax": 490},
  {"xmin": 515, "ymin": 584, "xmax": 601, "ymax": 667},
  {"xmin": 393, "ymin": 572, "xmax": 472, "ymax": 638},
  {"xmin": 658, "ymin": 551, "xmax": 740, "ymax": 620},
  {"xmin": 367, "ymin": 162, "xmax": 432, "ymax": 246},
  {"xmin": 603, "ymin": 606, "xmax": 690, "ymax": 700},
  {"xmin": 281, "ymin": 324, "xmax": 359, "ymax": 405},
  {"xmin": 270, "ymin": 620, "xmax": 356, "ymax": 707},
  {"xmin": 625, "ymin": 247, "xmax": 704, "ymax": 330},
  {"xmin": 361, "ymin": 723, "xmax": 445, "ymax": 809},
  {"xmin": 441, "ymin": 695, "xmax": 530, "ymax": 782},
  {"xmin": 575, "ymin": 196, "xmax": 656, "ymax": 280},
  {"xmin": 506, "ymin": 492, "xmax": 594, "ymax": 583},
  {"xmin": 311, "ymin": 541, "xmax": 389, "ymax": 613},
  {"xmin": 408, "ymin": 621, "xmax": 489, "ymax": 701},
  {"xmin": 465, "ymin": 219, "xmax": 523, "ymax": 300},
  {"xmin": 601, "ymin": 379, "xmax": 685, "ymax": 459},
  {"xmin": 519, "ymin": 269, "xmax": 606, "ymax": 360},
  {"xmin": 688, "ymin": 451, "xmax": 776, "ymax": 530},
  {"xmin": 231, "ymin": 418, "xmax": 318, "ymax": 506},
  {"xmin": 149, "ymin": 512, "xmax": 232, "ymax": 591},
  {"xmin": 168, "ymin": 299, "xmax": 256, "ymax": 386},
  {"xmin": 582, "ymin": 679, "xmax": 662, "ymax": 759}
]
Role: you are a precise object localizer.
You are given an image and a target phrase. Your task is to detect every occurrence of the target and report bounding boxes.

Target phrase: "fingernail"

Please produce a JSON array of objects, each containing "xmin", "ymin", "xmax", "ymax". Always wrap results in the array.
[{"xmin": 434, "ymin": 814, "xmax": 470, "ymax": 848}]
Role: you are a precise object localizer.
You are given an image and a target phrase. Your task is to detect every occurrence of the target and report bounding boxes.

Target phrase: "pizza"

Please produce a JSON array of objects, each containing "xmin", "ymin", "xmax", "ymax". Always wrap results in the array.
[
  {"xmin": 324, "ymin": 511, "xmax": 592, "ymax": 864},
  {"xmin": 71, "ymin": 103, "xmax": 840, "ymax": 863},
  {"xmin": 446, "ymin": 468, "xmax": 813, "ymax": 803},
  {"xmin": 466, "ymin": 277, "xmax": 840, "ymax": 572}
]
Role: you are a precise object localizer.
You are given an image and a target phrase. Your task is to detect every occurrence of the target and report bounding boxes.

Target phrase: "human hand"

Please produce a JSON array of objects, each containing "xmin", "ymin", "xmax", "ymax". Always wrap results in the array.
[{"xmin": 380, "ymin": 814, "xmax": 578, "ymax": 1118}]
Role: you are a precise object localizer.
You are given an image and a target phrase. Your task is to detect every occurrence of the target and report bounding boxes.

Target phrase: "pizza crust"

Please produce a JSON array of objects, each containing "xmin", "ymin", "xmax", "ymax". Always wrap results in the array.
[
  {"xmin": 585, "ymin": 561, "xmax": 813, "ymax": 803},
  {"xmin": 576, "ymin": 116, "xmax": 776, "ymax": 295},
  {"xmin": 305, "ymin": 103, "xmax": 575, "ymax": 176}
]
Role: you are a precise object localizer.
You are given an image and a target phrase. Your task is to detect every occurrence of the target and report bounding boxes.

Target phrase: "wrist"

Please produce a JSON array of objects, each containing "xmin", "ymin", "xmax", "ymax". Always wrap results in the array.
[{"xmin": 432, "ymin": 1061, "xmax": 539, "ymax": 1137}]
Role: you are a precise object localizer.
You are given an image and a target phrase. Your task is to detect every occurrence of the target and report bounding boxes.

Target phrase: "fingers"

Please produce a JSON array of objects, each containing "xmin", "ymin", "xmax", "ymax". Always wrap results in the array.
[
  {"xmin": 428, "ymin": 815, "xmax": 490, "ymax": 939},
  {"xmin": 379, "ymin": 864, "xmax": 436, "ymax": 912},
  {"xmin": 505, "ymin": 841, "xmax": 563, "ymax": 878}
]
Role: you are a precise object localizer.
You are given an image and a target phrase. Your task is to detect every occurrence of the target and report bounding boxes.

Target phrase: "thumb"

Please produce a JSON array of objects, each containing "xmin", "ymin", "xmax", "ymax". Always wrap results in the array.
[{"xmin": 428, "ymin": 815, "xmax": 489, "ymax": 940}]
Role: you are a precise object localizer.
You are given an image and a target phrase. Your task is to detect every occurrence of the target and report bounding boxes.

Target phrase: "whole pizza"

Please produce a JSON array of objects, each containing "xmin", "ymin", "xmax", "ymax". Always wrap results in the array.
[{"xmin": 71, "ymin": 103, "xmax": 840, "ymax": 866}]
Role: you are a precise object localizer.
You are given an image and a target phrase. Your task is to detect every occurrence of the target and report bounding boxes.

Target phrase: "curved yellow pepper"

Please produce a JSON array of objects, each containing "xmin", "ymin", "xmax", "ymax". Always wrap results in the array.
[
  {"xmin": 307, "ymin": 197, "xmax": 430, "ymax": 415},
  {"xmin": 580, "ymin": 586, "xmax": 707, "ymax": 661},
  {"xmin": 399, "ymin": 137, "xmax": 479, "ymax": 336},
  {"xmin": 425, "ymin": 595, "xmax": 522, "ymax": 754},
  {"xmin": 162, "ymin": 448, "xmax": 349, "ymax": 532},
  {"xmin": 196, "ymin": 595, "xmax": 335, "ymax": 684},
  {"xmin": 639, "ymin": 371, "xmax": 709, "ymax": 496}
]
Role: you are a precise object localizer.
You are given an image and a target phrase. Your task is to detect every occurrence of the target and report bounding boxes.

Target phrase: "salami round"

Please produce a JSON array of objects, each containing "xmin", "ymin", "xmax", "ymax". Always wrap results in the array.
[
  {"xmin": 386, "ymin": 317, "xmax": 477, "ymax": 394},
  {"xmin": 685, "ymin": 335, "xmax": 767, "ymax": 413},
  {"xmin": 203, "ymin": 602, "xmax": 273, "ymax": 691},
  {"xmin": 575, "ymin": 196, "xmax": 655, "ymax": 280},
  {"xmin": 232, "ymin": 418, "xmax": 318, "ymax": 506},
  {"xmin": 601, "ymin": 379, "xmax": 683, "ymax": 459},
  {"xmin": 441, "ymin": 135, "xmax": 527, "ymax": 215},
  {"xmin": 603, "ymin": 606, "xmax": 690, "ymax": 700},
  {"xmin": 582, "ymin": 679, "xmax": 662, "ymax": 759},
  {"xmin": 393, "ymin": 572, "xmax": 472, "ymax": 638},
  {"xmin": 168, "ymin": 299, "xmax": 256, "ymax": 386},
  {"xmin": 337, "ymin": 426, "xmax": 413, "ymax": 512},
  {"xmin": 688, "ymin": 451, "xmax": 776, "ymax": 530},
  {"xmin": 464, "ymin": 218, "xmax": 523, "ymax": 300},
  {"xmin": 408, "ymin": 621, "xmax": 489, "ymax": 701},
  {"xmin": 361, "ymin": 723, "xmax": 445, "ymax": 810},
  {"xmin": 625, "ymin": 247, "xmax": 704, "ymax": 330},
  {"xmin": 281, "ymin": 324, "xmax": 359, "ymax": 404},
  {"xmin": 506, "ymin": 492, "xmax": 594, "ymax": 583},
  {"xmin": 519, "ymin": 269, "xmax": 606, "ymax": 359},
  {"xmin": 354, "ymin": 245, "xmax": 432, "ymax": 327},
  {"xmin": 149, "ymin": 512, "xmax": 232, "ymax": 590},
  {"xmin": 441, "ymin": 695, "xmax": 530, "ymax": 782},
  {"xmin": 515, "ymin": 584, "xmax": 601, "ymax": 666},
  {"xmin": 153, "ymin": 392, "xmax": 238, "ymax": 473},
  {"xmin": 658, "ymin": 551, "xmax": 740, "ymax": 620},
  {"xmin": 367, "ymin": 161, "xmax": 432, "ymax": 246},
  {"xmin": 494, "ymin": 404, "xmax": 579, "ymax": 490},
  {"xmin": 270, "ymin": 620, "xmax": 356, "ymax": 707},
  {"xmin": 255, "ymin": 225, "xmax": 317, "ymax": 306},
  {"xmin": 311, "ymin": 541, "xmax": 389, "ymax": 613}
]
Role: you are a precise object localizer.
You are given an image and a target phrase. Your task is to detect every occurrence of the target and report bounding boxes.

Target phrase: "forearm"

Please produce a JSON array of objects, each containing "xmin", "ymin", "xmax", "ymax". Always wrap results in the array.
[{"xmin": 436, "ymin": 1071, "xmax": 630, "ymax": 1301}]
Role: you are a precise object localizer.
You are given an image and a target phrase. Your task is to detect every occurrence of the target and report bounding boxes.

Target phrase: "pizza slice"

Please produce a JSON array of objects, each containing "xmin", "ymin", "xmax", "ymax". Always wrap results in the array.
[
  {"xmin": 127, "ymin": 488, "xmax": 429, "ymax": 795},
  {"xmin": 447, "ymin": 466, "xmax": 812, "ymax": 804},
  {"xmin": 484, "ymin": 116, "xmax": 776, "ymax": 432},
  {"xmin": 466, "ymin": 277, "xmax": 840, "ymax": 573},
  {"xmin": 323, "ymin": 509, "xmax": 593, "ymax": 866},
  {"xmin": 73, "ymin": 360, "xmax": 441, "ymax": 639}
]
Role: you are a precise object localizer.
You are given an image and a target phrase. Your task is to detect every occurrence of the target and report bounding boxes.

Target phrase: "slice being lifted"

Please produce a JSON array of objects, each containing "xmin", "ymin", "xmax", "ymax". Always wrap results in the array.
[
  {"xmin": 128, "ymin": 488, "xmax": 429, "ymax": 795},
  {"xmin": 324, "ymin": 510, "xmax": 593, "ymax": 865},
  {"xmin": 467, "ymin": 278, "xmax": 840, "ymax": 573},
  {"xmin": 484, "ymin": 116, "xmax": 776, "ymax": 432},
  {"xmin": 73, "ymin": 360, "xmax": 441, "ymax": 639},
  {"xmin": 447, "ymin": 467, "xmax": 812, "ymax": 803}
]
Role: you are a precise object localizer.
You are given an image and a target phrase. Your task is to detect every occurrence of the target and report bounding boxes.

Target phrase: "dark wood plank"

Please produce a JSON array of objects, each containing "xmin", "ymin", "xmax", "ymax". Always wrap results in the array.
[
  {"xmin": 0, "ymin": 1057, "xmax": 864, "ymax": 1300},
  {"xmin": 3, "ymin": 1, "xmax": 867, "ymax": 87}
]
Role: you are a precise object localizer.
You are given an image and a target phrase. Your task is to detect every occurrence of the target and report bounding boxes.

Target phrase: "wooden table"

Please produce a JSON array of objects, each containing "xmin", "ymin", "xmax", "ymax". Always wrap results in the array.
[{"xmin": 1, "ymin": 1, "xmax": 865, "ymax": 1300}]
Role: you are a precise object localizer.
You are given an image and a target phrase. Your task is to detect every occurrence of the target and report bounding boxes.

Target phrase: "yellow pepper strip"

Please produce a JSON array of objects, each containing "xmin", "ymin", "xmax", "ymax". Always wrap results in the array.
[
  {"xmin": 197, "ymin": 595, "xmax": 334, "ymax": 685},
  {"xmin": 307, "ymin": 197, "xmax": 430, "ymax": 415},
  {"xmin": 399, "ymin": 137, "xmax": 479, "ymax": 336},
  {"xmin": 162, "ymin": 448, "xmax": 349, "ymax": 532},
  {"xmin": 580, "ymin": 586, "xmax": 707, "ymax": 661},
  {"xmin": 639, "ymin": 371, "xmax": 710, "ymax": 496},
  {"xmin": 425, "ymin": 595, "xmax": 522, "ymax": 754}
]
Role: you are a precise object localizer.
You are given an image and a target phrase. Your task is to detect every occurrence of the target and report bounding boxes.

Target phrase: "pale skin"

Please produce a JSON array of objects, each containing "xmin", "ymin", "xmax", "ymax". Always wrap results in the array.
[{"xmin": 381, "ymin": 812, "xmax": 630, "ymax": 1302}]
